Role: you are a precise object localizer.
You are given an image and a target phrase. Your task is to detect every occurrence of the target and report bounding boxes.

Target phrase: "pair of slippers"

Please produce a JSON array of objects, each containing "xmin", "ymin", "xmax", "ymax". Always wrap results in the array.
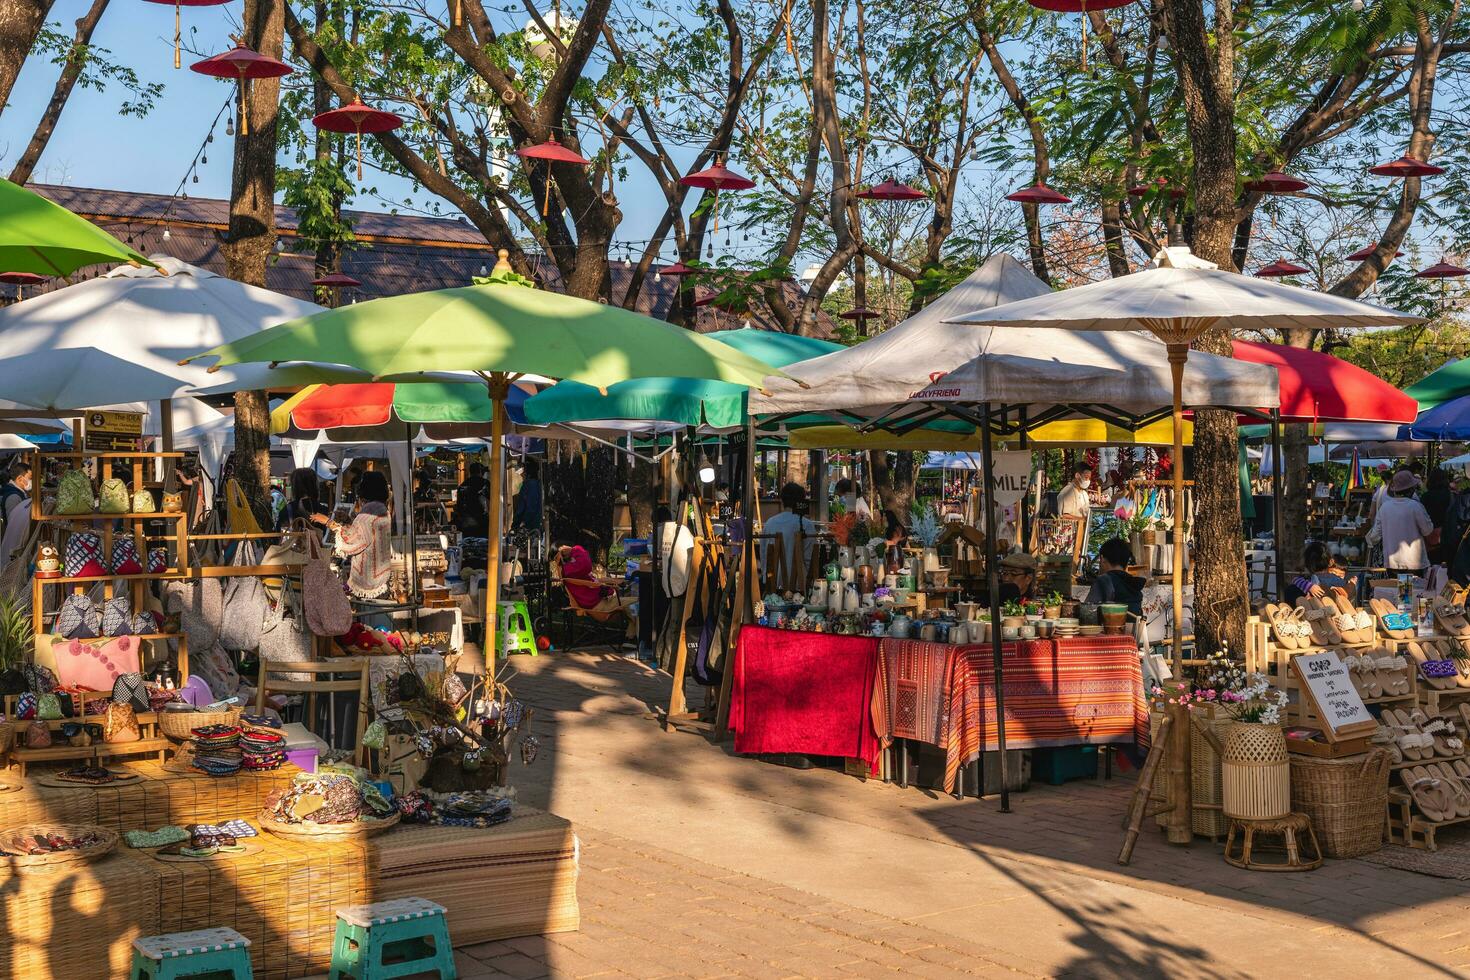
[{"xmin": 1402, "ymin": 761, "xmax": 1470, "ymax": 823}]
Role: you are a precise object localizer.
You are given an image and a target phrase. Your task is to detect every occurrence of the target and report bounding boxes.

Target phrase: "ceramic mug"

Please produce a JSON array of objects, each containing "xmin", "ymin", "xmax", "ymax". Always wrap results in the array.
[
  {"xmin": 1001, "ymin": 625, "xmax": 1020, "ymax": 640},
  {"xmin": 1020, "ymin": 625, "xmax": 1037, "ymax": 639}
]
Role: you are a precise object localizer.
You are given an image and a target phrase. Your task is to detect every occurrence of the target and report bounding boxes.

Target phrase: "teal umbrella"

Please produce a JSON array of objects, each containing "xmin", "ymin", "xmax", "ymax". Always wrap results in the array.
[{"xmin": 522, "ymin": 327, "xmax": 842, "ymax": 428}]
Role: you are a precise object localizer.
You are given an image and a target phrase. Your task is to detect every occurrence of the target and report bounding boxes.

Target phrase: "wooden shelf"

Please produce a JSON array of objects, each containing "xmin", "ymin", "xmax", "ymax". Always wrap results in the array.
[
  {"xmin": 40, "ymin": 633, "xmax": 182, "ymax": 643},
  {"xmin": 36, "ymin": 451, "xmax": 184, "ymax": 460},
  {"xmin": 36, "ymin": 512, "xmax": 185, "ymax": 522},
  {"xmin": 37, "ymin": 572, "xmax": 187, "ymax": 585}
]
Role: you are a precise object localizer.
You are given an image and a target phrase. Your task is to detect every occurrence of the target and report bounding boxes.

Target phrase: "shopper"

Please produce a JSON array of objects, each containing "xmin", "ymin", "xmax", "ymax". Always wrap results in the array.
[
  {"xmin": 512, "ymin": 459, "xmax": 542, "ymax": 532},
  {"xmin": 313, "ymin": 470, "xmax": 393, "ymax": 598},
  {"xmin": 452, "ymin": 489, "xmax": 490, "ymax": 538},
  {"xmin": 1368, "ymin": 469, "xmax": 1433, "ymax": 574},
  {"xmin": 834, "ymin": 478, "xmax": 871, "ymax": 519},
  {"xmin": 764, "ymin": 482, "xmax": 819, "ymax": 586},
  {"xmin": 556, "ymin": 539, "xmax": 636, "ymax": 639},
  {"xmin": 0, "ymin": 459, "xmax": 31, "ymax": 568},
  {"xmin": 276, "ymin": 467, "xmax": 324, "ymax": 531},
  {"xmin": 995, "ymin": 552, "xmax": 1040, "ymax": 604},
  {"xmin": 1086, "ymin": 538, "xmax": 1146, "ymax": 616},
  {"xmin": 1055, "ymin": 462, "xmax": 1094, "ymax": 520},
  {"xmin": 1289, "ymin": 540, "xmax": 1356, "ymax": 601},
  {"xmin": 1423, "ymin": 468, "xmax": 1452, "ymax": 564}
]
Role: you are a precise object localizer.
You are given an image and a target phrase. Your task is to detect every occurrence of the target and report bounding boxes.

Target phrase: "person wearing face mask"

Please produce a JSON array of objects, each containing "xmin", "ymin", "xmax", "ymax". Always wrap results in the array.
[
  {"xmin": 1055, "ymin": 462, "xmax": 1094, "ymax": 520},
  {"xmin": 0, "ymin": 459, "xmax": 32, "ymax": 569}
]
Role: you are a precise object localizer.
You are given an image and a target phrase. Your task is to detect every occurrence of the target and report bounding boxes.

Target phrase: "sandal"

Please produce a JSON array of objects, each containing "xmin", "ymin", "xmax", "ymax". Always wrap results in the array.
[
  {"xmin": 1414, "ymin": 710, "xmax": 1465, "ymax": 758},
  {"xmin": 1408, "ymin": 642, "xmax": 1457, "ymax": 691},
  {"xmin": 1428, "ymin": 762, "xmax": 1470, "ymax": 816},
  {"xmin": 1370, "ymin": 597, "xmax": 1416, "ymax": 640},
  {"xmin": 1373, "ymin": 653, "xmax": 1412, "ymax": 696},
  {"xmin": 1374, "ymin": 726, "xmax": 1404, "ymax": 765},
  {"xmin": 1433, "ymin": 598, "xmax": 1470, "ymax": 638},
  {"xmin": 1331, "ymin": 589, "xmax": 1377, "ymax": 642},
  {"xmin": 1264, "ymin": 603, "xmax": 1300, "ymax": 650},
  {"xmin": 1404, "ymin": 766, "xmax": 1456, "ymax": 821},
  {"xmin": 1297, "ymin": 597, "xmax": 1342, "ymax": 646}
]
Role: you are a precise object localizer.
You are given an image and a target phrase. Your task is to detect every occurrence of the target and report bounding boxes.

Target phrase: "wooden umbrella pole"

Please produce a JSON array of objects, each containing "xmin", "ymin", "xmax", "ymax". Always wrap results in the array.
[
  {"xmin": 356, "ymin": 131, "xmax": 364, "ymax": 181},
  {"xmin": 485, "ymin": 372, "xmax": 509, "ymax": 682},
  {"xmin": 1165, "ymin": 341, "xmax": 1192, "ymax": 846},
  {"xmin": 174, "ymin": 2, "xmax": 182, "ymax": 69}
]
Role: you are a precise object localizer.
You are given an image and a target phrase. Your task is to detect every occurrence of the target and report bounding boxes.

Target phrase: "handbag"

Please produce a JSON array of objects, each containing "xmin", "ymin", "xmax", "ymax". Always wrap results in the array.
[
  {"xmin": 164, "ymin": 576, "xmax": 223, "ymax": 652},
  {"xmin": 225, "ymin": 478, "xmax": 262, "ymax": 535},
  {"xmin": 98, "ymin": 478, "xmax": 130, "ymax": 514},
  {"xmin": 55, "ymin": 469, "xmax": 94, "ymax": 514},
  {"xmin": 132, "ymin": 488, "xmax": 156, "ymax": 513},
  {"xmin": 21, "ymin": 663, "xmax": 56, "ymax": 694},
  {"xmin": 37, "ymin": 692, "xmax": 62, "ymax": 720},
  {"xmin": 110, "ymin": 534, "xmax": 144, "ymax": 575},
  {"xmin": 131, "ymin": 610, "xmax": 162, "ymax": 634},
  {"xmin": 148, "ymin": 547, "xmax": 169, "ymax": 574},
  {"xmin": 64, "ymin": 531, "xmax": 106, "ymax": 578},
  {"xmin": 25, "ymin": 720, "xmax": 51, "ymax": 748},
  {"xmin": 56, "ymin": 593, "xmax": 101, "ymax": 638},
  {"xmin": 102, "ymin": 595, "xmax": 134, "ymax": 636},
  {"xmin": 258, "ymin": 578, "xmax": 315, "ymax": 679},
  {"xmin": 191, "ymin": 641, "xmax": 243, "ymax": 700},
  {"xmin": 219, "ymin": 541, "xmax": 267, "ymax": 651},
  {"xmin": 111, "ymin": 672, "xmax": 149, "ymax": 711},
  {"xmin": 15, "ymin": 691, "xmax": 36, "ymax": 718},
  {"xmin": 302, "ymin": 535, "xmax": 354, "ymax": 637},
  {"xmin": 51, "ymin": 634, "xmax": 141, "ymax": 690},
  {"xmin": 102, "ymin": 702, "xmax": 140, "ymax": 743}
]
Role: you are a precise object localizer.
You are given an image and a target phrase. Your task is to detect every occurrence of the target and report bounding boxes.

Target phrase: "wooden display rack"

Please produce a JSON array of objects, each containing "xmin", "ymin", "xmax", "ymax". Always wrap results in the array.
[
  {"xmin": 1387, "ymin": 786, "xmax": 1470, "ymax": 851},
  {"xmin": 1243, "ymin": 616, "xmax": 1410, "ymax": 724},
  {"xmin": 3, "ymin": 692, "xmax": 167, "ymax": 775}
]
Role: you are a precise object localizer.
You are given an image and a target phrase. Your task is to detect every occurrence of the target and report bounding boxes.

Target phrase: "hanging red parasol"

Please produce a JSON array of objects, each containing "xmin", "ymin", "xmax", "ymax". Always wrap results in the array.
[
  {"xmin": 1233, "ymin": 340, "xmax": 1417, "ymax": 424},
  {"xmin": 1345, "ymin": 244, "xmax": 1404, "ymax": 262},
  {"xmin": 681, "ymin": 159, "xmax": 755, "ymax": 233},
  {"xmin": 515, "ymin": 137, "xmax": 591, "ymax": 217},
  {"xmin": 1127, "ymin": 178, "xmax": 1186, "ymax": 199},
  {"xmin": 1244, "ymin": 170, "xmax": 1308, "ymax": 194},
  {"xmin": 1025, "ymin": 0, "xmax": 1135, "ymax": 69},
  {"xmin": 0, "ymin": 271, "xmax": 47, "ymax": 300},
  {"xmin": 1006, "ymin": 183, "xmax": 1071, "ymax": 205},
  {"xmin": 1368, "ymin": 155, "xmax": 1445, "ymax": 178},
  {"xmin": 657, "ymin": 260, "xmax": 698, "ymax": 277},
  {"xmin": 310, "ymin": 272, "xmax": 361, "ymax": 288},
  {"xmin": 1254, "ymin": 259, "xmax": 1309, "ymax": 278},
  {"xmin": 839, "ymin": 307, "xmax": 876, "ymax": 320},
  {"xmin": 143, "ymin": 0, "xmax": 231, "ymax": 69},
  {"xmin": 312, "ymin": 100, "xmax": 404, "ymax": 180},
  {"xmin": 1416, "ymin": 261, "xmax": 1470, "ymax": 279},
  {"xmin": 190, "ymin": 44, "xmax": 292, "ymax": 138},
  {"xmin": 856, "ymin": 178, "xmax": 926, "ymax": 201}
]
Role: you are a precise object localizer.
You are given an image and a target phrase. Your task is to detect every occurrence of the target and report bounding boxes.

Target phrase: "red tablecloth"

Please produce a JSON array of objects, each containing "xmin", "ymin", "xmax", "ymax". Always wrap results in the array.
[{"xmin": 730, "ymin": 625, "xmax": 882, "ymax": 771}]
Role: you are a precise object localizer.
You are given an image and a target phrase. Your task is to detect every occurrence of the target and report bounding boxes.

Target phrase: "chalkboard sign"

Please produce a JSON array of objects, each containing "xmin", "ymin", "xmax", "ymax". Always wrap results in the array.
[{"xmin": 1290, "ymin": 652, "xmax": 1378, "ymax": 742}]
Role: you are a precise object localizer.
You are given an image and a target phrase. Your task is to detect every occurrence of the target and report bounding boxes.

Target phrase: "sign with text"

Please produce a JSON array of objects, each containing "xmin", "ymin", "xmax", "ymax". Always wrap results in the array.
[
  {"xmin": 84, "ymin": 411, "xmax": 143, "ymax": 453},
  {"xmin": 987, "ymin": 451, "xmax": 1032, "ymax": 510},
  {"xmin": 1290, "ymin": 652, "xmax": 1377, "ymax": 741}
]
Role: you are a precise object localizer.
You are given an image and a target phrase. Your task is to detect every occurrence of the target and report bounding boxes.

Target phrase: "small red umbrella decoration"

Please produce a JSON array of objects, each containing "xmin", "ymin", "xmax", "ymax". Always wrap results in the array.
[
  {"xmin": 0, "ymin": 272, "xmax": 47, "ymax": 300},
  {"xmin": 143, "ymin": 0, "xmax": 230, "ymax": 69},
  {"xmin": 311, "ymin": 272, "xmax": 361, "ymax": 288},
  {"xmin": 681, "ymin": 159, "xmax": 755, "ymax": 233},
  {"xmin": 694, "ymin": 292, "xmax": 748, "ymax": 313},
  {"xmin": 516, "ymin": 137, "xmax": 591, "ymax": 217},
  {"xmin": 190, "ymin": 44, "xmax": 293, "ymax": 138},
  {"xmin": 1244, "ymin": 170, "xmax": 1308, "ymax": 194},
  {"xmin": 1416, "ymin": 261, "xmax": 1470, "ymax": 279},
  {"xmin": 657, "ymin": 260, "xmax": 698, "ymax": 277},
  {"xmin": 1368, "ymin": 155, "xmax": 1445, "ymax": 178},
  {"xmin": 839, "ymin": 307, "xmax": 876, "ymax": 320},
  {"xmin": 312, "ymin": 100, "xmax": 404, "ymax": 180},
  {"xmin": 1127, "ymin": 178, "xmax": 1186, "ymax": 199},
  {"xmin": 1346, "ymin": 244, "xmax": 1404, "ymax": 262},
  {"xmin": 1025, "ymin": 0, "xmax": 1135, "ymax": 70},
  {"xmin": 1006, "ymin": 183, "xmax": 1072, "ymax": 205},
  {"xmin": 856, "ymin": 178, "xmax": 926, "ymax": 202},
  {"xmin": 1254, "ymin": 259, "xmax": 1310, "ymax": 278}
]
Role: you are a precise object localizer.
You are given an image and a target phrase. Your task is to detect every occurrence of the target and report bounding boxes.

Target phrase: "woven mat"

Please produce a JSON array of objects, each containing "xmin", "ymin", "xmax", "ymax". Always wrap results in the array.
[{"xmin": 1360, "ymin": 831, "xmax": 1470, "ymax": 879}]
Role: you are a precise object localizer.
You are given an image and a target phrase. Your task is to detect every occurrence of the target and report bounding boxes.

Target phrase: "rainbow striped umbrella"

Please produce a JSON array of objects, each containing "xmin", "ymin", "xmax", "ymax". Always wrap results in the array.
[{"xmin": 271, "ymin": 380, "xmax": 534, "ymax": 441}]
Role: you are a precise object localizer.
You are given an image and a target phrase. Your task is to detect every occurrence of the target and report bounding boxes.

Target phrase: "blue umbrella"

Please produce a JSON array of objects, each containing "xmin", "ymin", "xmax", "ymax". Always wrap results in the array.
[{"xmin": 1401, "ymin": 395, "xmax": 1470, "ymax": 440}]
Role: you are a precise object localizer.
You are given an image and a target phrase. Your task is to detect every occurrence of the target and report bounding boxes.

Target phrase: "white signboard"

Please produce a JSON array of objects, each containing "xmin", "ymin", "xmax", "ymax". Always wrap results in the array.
[
  {"xmin": 987, "ymin": 451, "xmax": 1032, "ymax": 510},
  {"xmin": 1290, "ymin": 651, "xmax": 1377, "ymax": 741}
]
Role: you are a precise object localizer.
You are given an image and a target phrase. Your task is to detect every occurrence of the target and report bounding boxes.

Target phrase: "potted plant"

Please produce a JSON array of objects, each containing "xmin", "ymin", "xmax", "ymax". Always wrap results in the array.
[
  {"xmin": 909, "ymin": 504, "xmax": 943, "ymax": 572},
  {"xmin": 1220, "ymin": 672, "xmax": 1291, "ymax": 820},
  {"xmin": 1043, "ymin": 590, "xmax": 1064, "ymax": 620},
  {"xmin": 1000, "ymin": 598, "xmax": 1026, "ymax": 629}
]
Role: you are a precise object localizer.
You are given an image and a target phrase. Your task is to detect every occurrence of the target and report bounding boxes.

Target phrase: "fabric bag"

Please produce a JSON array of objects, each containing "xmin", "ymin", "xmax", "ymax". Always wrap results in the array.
[
  {"xmin": 164, "ymin": 576, "xmax": 223, "ymax": 653},
  {"xmin": 219, "ymin": 540, "xmax": 267, "ymax": 651},
  {"xmin": 302, "ymin": 535, "xmax": 353, "ymax": 638},
  {"xmin": 225, "ymin": 478, "xmax": 262, "ymax": 535},
  {"xmin": 21, "ymin": 663, "xmax": 56, "ymax": 694},
  {"xmin": 64, "ymin": 531, "xmax": 106, "ymax": 578},
  {"xmin": 111, "ymin": 672, "xmax": 149, "ymax": 711},
  {"xmin": 102, "ymin": 596, "xmax": 133, "ymax": 636},
  {"xmin": 110, "ymin": 534, "xmax": 144, "ymax": 575},
  {"xmin": 25, "ymin": 720, "xmax": 51, "ymax": 748},
  {"xmin": 258, "ymin": 578, "xmax": 315, "ymax": 680},
  {"xmin": 37, "ymin": 692, "xmax": 62, "ymax": 720},
  {"xmin": 102, "ymin": 702, "xmax": 140, "ymax": 743},
  {"xmin": 190, "ymin": 641, "xmax": 243, "ymax": 702},
  {"xmin": 51, "ymin": 634, "xmax": 141, "ymax": 690},
  {"xmin": 56, "ymin": 593, "xmax": 101, "ymax": 638},
  {"xmin": 148, "ymin": 547, "xmax": 169, "ymax": 574},
  {"xmin": 98, "ymin": 478, "xmax": 130, "ymax": 514},
  {"xmin": 55, "ymin": 469, "xmax": 94, "ymax": 514},
  {"xmin": 132, "ymin": 488, "xmax": 156, "ymax": 513}
]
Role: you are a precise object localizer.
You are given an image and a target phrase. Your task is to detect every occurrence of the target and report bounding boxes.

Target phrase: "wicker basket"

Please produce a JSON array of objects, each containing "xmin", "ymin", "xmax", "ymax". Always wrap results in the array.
[
  {"xmin": 0, "ymin": 824, "xmax": 118, "ymax": 868},
  {"xmin": 158, "ymin": 707, "xmax": 242, "ymax": 743},
  {"xmin": 1290, "ymin": 749, "xmax": 1389, "ymax": 858},
  {"xmin": 258, "ymin": 809, "xmax": 400, "ymax": 841},
  {"xmin": 1189, "ymin": 705, "xmax": 1234, "ymax": 838},
  {"xmin": 1221, "ymin": 722, "xmax": 1291, "ymax": 820}
]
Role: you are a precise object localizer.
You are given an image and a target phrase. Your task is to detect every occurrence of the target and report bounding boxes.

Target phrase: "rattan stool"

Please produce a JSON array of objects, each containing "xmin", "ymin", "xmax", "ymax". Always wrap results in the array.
[{"xmin": 1223, "ymin": 811, "xmax": 1323, "ymax": 872}]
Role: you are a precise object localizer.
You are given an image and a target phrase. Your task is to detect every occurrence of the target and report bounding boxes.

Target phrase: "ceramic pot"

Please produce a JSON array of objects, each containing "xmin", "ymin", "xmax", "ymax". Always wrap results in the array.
[{"xmin": 856, "ymin": 565, "xmax": 876, "ymax": 594}]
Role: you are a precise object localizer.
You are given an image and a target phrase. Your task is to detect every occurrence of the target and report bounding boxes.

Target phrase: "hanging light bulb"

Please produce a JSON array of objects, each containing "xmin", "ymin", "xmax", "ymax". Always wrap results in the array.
[
  {"xmin": 1351, "ymin": 0, "xmax": 1363, "ymax": 8},
  {"xmin": 623, "ymin": 252, "xmax": 631, "ymax": 268},
  {"xmin": 225, "ymin": 113, "xmax": 234, "ymax": 137},
  {"xmin": 206, "ymin": 133, "xmax": 213, "ymax": 144},
  {"xmin": 478, "ymin": 262, "xmax": 488, "ymax": 275},
  {"xmin": 162, "ymin": 227, "xmax": 172, "ymax": 242},
  {"xmin": 200, "ymin": 153, "xmax": 207, "ymax": 165},
  {"xmin": 655, "ymin": 271, "xmax": 662, "ymax": 283},
  {"xmin": 273, "ymin": 239, "xmax": 283, "ymax": 253},
  {"xmin": 706, "ymin": 241, "xmax": 714, "ymax": 258},
  {"xmin": 181, "ymin": 190, "xmax": 188, "ymax": 199},
  {"xmin": 192, "ymin": 173, "xmax": 199, "ymax": 183}
]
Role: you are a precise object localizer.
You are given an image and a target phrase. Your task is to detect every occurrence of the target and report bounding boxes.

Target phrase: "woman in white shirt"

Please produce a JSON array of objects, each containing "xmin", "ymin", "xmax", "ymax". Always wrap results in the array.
[
  {"xmin": 1369, "ymin": 469, "xmax": 1433, "ymax": 572},
  {"xmin": 834, "ymin": 478, "xmax": 870, "ymax": 519}
]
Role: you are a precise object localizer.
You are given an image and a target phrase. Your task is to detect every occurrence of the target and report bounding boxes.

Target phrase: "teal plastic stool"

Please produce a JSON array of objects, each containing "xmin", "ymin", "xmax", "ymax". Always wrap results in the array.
[
  {"xmin": 130, "ymin": 927, "xmax": 253, "ymax": 980},
  {"xmin": 498, "ymin": 599, "xmax": 538, "ymax": 656},
  {"xmin": 329, "ymin": 897, "xmax": 456, "ymax": 979}
]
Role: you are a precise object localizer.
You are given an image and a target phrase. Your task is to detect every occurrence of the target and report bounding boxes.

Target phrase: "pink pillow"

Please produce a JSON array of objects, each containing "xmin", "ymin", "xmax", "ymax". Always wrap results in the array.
[{"xmin": 49, "ymin": 635, "xmax": 141, "ymax": 690}]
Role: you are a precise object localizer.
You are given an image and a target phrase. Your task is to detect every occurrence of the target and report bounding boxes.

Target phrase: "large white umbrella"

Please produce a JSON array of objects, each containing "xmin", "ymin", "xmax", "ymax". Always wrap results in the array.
[{"xmin": 0, "ymin": 348, "xmax": 193, "ymax": 410}]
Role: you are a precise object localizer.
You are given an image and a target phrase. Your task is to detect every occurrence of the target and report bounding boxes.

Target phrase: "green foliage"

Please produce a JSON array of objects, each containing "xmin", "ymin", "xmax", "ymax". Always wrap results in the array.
[
  {"xmin": 35, "ymin": 25, "xmax": 163, "ymax": 117},
  {"xmin": 0, "ymin": 594, "xmax": 33, "ymax": 672}
]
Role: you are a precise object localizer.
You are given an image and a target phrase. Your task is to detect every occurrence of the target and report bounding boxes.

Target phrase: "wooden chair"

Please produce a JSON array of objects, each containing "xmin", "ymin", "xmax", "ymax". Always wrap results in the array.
[
  {"xmin": 254, "ymin": 657, "xmax": 372, "ymax": 766},
  {"xmin": 553, "ymin": 572, "xmax": 633, "ymax": 651}
]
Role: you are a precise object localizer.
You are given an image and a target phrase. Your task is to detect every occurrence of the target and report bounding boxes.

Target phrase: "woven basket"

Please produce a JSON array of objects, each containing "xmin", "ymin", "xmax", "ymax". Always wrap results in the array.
[
  {"xmin": 0, "ymin": 824, "xmax": 118, "ymax": 868},
  {"xmin": 259, "ymin": 809, "xmax": 400, "ymax": 841},
  {"xmin": 158, "ymin": 707, "xmax": 242, "ymax": 743},
  {"xmin": 1189, "ymin": 705, "xmax": 1233, "ymax": 837},
  {"xmin": 1290, "ymin": 749, "xmax": 1389, "ymax": 858},
  {"xmin": 1221, "ymin": 722, "xmax": 1291, "ymax": 820}
]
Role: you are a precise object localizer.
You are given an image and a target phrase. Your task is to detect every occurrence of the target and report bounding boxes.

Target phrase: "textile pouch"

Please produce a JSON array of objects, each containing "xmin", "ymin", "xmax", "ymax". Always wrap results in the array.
[
  {"xmin": 302, "ymin": 535, "xmax": 353, "ymax": 638},
  {"xmin": 148, "ymin": 547, "xmax": 169, "ymax": 574},
  {"xmin": 102, "ymin": 596, "xmax": 133, "ymax": 637},
  {"xmin": 110, "ymin": 535, "xmax": 144, "ymax": 575},
  {"xmin": 111, "ymin": 672, "xmax": 149, "ymax": 711},
  {"xmin": 55, "ymin": 470, "xmax": 93, "ymax": 515},
  {"xmin": 64, "ymin": 531, "xmax": 106, "ymax": 578},
  {"xmin": 219, "ymin": 540, "xmax": 267, "ymax": 651},
  {"xmin": 25, "ymin": 720, "xmax": 51, "ymax": 748},
  {"xmin": 56, "ymin": 593, "xmax": 101, "ymax": 638},
  {"xmin": 37, "ymin": 692, "xmax": 62, "ymax": 720},
  {"xmin": 132, "ymin": 489, "xmax": 156, "ymax": 514},
  {"xmin": 98, "ymin": 478, "xmax": 130, "ymax": 514},
  {"xmin": 103, "ymin": 702, "xmax": 140, "ymax": 743}
]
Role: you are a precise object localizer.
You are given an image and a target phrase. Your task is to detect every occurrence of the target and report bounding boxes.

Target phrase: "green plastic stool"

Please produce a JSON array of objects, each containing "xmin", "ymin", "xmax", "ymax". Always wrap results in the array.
[
  {"xmin": 498, "ymin": 599, "xmax": 538, "ymax": 656},
  {"xmin": 130, "ymin": 927, "xmax": 253, "ymax": 980},
  {"xmin": 329, "ymin": 897, "xmax": 456, "ymax": 979}
]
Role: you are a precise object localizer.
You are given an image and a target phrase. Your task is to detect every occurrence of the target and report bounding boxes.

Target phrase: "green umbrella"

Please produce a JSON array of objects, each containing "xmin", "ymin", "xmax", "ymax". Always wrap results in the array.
[
  {"xmin": 522, "ymin": 327, "xmax": 842, "ymax": 428},
  {"xmin": 181, "ymin": 273, "xmax": 784, "ymax": 676},
  {"xmin": 0, "ymin": 179, "xmax": 156, "ymax": 276},
  {"xmin": 1406, "ymin": 358, "xmax": 1470, "ymax": 412}
]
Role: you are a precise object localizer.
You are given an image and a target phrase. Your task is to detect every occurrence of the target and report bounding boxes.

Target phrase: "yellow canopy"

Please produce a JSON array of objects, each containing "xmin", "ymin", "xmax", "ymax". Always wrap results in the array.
[{"xmin": 786, "ymin": 417, "xmax": 1192, "ymax": 451}]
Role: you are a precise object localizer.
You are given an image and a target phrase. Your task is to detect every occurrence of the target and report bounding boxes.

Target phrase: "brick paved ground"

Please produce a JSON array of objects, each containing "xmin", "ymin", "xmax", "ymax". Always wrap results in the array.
[{"xmin": 369, "ymin": 650, "xmax": 1470, "ymax": 978}]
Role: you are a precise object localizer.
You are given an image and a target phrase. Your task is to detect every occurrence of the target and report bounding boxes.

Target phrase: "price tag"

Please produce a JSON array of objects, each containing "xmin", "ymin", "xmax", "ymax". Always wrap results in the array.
[{"xmin": 1290, "ymin": 651, "xmax": 1377, "ymax": 742}]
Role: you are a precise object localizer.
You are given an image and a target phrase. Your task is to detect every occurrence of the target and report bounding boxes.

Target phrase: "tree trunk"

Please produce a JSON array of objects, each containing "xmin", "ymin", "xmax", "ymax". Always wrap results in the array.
[
  {"xmin": 221, "ymin": 0, "xmax": 285, "ymax": 531},
  {"xmin": 871, "ymin": 450, "xmax": 917, "ymax": 520},
  {"xmin": 1101, "ymin": 200, "xmax": 1130, "ymax": 278},
  {"xmin": 1280, "ymin": 423, "xmax": 1310, "ymax": 579},
  {"xmin": 7, "ymin": 0, "xmax": 107, "ymax": 184},
  {"xmin": 0, "ymin": 0, "xmax": 53, "ymax": 120},
  {"xmin": 627, "ymin": 457, "xmax": 655, "ymax": 538},
  {"xmin": 781, "ymin": 450, "xmax": 809, "ymax": 492}
]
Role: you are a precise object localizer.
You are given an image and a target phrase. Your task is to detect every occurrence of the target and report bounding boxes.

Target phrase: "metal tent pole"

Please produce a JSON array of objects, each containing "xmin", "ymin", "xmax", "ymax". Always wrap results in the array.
[{"xmin": 980, "ymin": 402, "xmax": 1010, "ymax": 813}]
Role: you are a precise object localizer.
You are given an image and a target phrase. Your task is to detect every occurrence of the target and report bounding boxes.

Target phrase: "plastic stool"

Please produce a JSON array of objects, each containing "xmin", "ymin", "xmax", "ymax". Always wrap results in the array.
[
  {"xmin": 498, "ymin": 599, "xmax": 537, "ymax": 656},
  {"xmin": 130, "ymin": 927, "xmax": 253, "ymax": 979},
  {"xmin": 330, "ymin": 897, "xmax": 456, "ymax": 979}
]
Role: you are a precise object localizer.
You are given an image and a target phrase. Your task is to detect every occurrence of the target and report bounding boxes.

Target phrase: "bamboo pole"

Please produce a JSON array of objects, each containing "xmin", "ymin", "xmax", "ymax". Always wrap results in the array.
[{"xmin": 484, "ymin": 372, "xmax": 509, "ymax": 682}]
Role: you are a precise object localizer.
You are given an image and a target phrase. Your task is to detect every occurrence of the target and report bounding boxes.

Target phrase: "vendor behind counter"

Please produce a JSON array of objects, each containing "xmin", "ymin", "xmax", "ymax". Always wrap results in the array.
[{"xmin": 973, "ymin": 551, "xmax": 1040, "ymax": 607}]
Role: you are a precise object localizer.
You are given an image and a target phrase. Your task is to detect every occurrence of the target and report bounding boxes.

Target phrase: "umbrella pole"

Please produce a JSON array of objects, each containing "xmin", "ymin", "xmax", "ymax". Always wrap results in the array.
[
  {"xmin": 1165, "ymin": 341, "xmax": 1192, "ymax": 847},
  {"xmin": 980, "ymin": 402, "xmax": 1010, "ymax": 813},
  {"xmin": 1269, "ymin": 410, "xmax": 1284, "ymax": 601},
  {"xmin": 485, "ymin": 372, "xmax": 509, "ymax": 682},
  {"xmin": 173, "ymin": 2, "xmax": 182, "ymax": 69}
]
